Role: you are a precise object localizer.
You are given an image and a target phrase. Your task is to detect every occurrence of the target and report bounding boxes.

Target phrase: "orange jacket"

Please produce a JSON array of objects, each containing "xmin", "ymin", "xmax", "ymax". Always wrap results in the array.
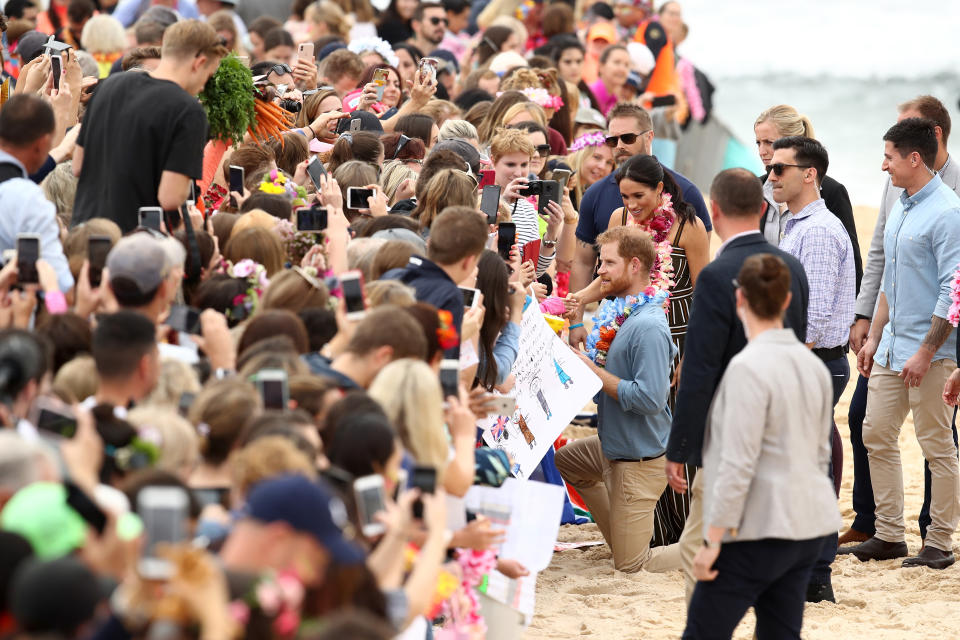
[{"xmin": 633, "ymin": 19, "xmax": 678, "ymax": 98}]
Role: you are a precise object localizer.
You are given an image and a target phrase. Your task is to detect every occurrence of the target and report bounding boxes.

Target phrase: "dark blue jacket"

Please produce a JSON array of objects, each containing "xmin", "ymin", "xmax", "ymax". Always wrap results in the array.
[
  {"xmin": 665, "ymin": 232, "xmax": 809, "ymax": 467},
  {"xmin": 575, "ymin": 167, "xmax": 712, "ymax": 246},
  {"xmin": 382, "ymin": 255, "xmax": 462, "ymax": 358}
]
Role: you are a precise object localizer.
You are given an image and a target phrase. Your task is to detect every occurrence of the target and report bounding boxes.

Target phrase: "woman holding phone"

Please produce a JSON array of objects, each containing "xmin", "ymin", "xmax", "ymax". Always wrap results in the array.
[{"xmin": 355, "ymin": 63, "xmax": 405, "ymax": 113}]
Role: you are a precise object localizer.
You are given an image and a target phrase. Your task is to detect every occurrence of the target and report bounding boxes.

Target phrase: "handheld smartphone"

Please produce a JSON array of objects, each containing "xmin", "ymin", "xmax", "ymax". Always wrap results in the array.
[
  {"xmin": 298, "ymin": 41, "xmax": 314, "ymax": 62},
  {"xmin": 480, "ymin": 184, "xmax": 501, "ymax": 224},
  {"xmin": 30, "ymin": 395, "xmax": 78, "ymax": 439},
  {"xmin": 346, "ymin": 186, "xmax": 375, "ymax": 210},
  {"xmin": 354, "ymin": 474, "xmax": 387, "ymax": 537},
  {"xmin": 228, "ymin": 165, "xmax": 245, "ymax": 207},
  {"xmin": 488, "ymin": 395, "xmax": 517, "ymax": 416},
  {"xmin": 137, "ymin": 485, "xmax": 189, "ymax": 580},
  {"xmin": 188, "ymin": 180, "xmax": 197, "ymax": 206},
  {"xmin": 252, "ymin": 368, "xmax": 289, "ymax": 410},
  {"xmin": 349, "ymin": 118, "xmax": 361, "ymax": 133},
  {"xmin": 297, "ymin": 205, "xmax": 328, "ymax": 232},
  {"xmin": 15, "ymin": 234, "xmax": 39, "ymax": 285},
  {"xmin": 372, "ymin": 67, "xmax": 389, "ymax": 101},
  {"xmin": 167, "ymin": 304, "xmax": 202, "ymax": 335},
  {"xmin": 497, "ymin": 222, "xmax": 516, "ymax": 262},
  {"xmin": 551, "ymin": 168, "xmax": 572, "ymax": 187},
  {"xmin": 411, "ymin": 465, "xmax": 437, "ymax": 519},
  {"xmin": 50, "ymin": 54, "xmax": 62, "ymax": 91},
  {"xmin": 459, "ymin": 286, "xmax": 480, "ymax": 309},
  {"xmin": 419, "ymin": 57, "xmax": 439, "ymax": 83},
  {"xmin": 439, "ymin": 359, "xmax": 460, "ymax": 399},
  {"xmin": 537, "ymin": 179, "xmax": 562, "ymax": 217},
  {"xmin": 138, "ymin": 207, "xmax": 163, "ymax": 231},
  {"xmin": 306, "ymin": 155, "xmax": 327, "ymax": 190},
  {"xmin": 340, "ymin": 270, "xmax": 366, "ymax": 320},
  {"xmin": 651, "ymin": 94, "xmax": 678, "ymax": 108},
  {"xmin": 478, "ymin": 169, "xmax": 496, "ymax": 188}
]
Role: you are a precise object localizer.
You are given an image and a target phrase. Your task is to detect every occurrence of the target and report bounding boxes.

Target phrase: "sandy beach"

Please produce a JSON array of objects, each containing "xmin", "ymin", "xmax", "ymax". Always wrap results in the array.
[{"xmin": 526, "ymin": 205, "xmax": 960, "ymax": 639}]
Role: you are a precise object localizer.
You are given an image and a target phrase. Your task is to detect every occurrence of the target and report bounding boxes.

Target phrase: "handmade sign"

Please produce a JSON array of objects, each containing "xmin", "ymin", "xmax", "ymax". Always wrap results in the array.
[{"xmin": 480, "ymin": 299, "xmax": 601, "ymax": 478}]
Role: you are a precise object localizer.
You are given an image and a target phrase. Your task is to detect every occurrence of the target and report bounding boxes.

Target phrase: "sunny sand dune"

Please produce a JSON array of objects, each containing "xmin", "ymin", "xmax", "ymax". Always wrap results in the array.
[{"xmin": 525, "ymin": 205, "xmax": 960, "ymax": 639}]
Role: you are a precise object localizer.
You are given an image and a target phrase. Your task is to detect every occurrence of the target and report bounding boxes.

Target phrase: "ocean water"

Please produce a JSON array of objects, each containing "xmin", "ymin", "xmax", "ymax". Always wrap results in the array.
[{"xmin": 676, "ymin": 0, "xmax": 960, "ymax": 206}]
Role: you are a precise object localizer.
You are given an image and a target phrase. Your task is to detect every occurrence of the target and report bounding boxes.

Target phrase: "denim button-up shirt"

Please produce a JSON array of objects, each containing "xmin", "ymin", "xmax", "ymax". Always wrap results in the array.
[{"xmin": 876, "ymin": 174, "xmax": 960, "ymax": 371}]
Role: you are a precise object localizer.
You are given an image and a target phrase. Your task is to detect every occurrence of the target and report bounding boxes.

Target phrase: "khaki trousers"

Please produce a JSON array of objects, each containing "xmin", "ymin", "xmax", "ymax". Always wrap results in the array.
[
  {"xmin": 862, "ymin": 360, "xmax": 960, "ymax": 552},
  {"xmin": 555, "ymin": 435, "xmax": 677, "ymax": 573},
  {"xmin": 678, "ymin": 470, "xmax": 703, "ymax": 605}
]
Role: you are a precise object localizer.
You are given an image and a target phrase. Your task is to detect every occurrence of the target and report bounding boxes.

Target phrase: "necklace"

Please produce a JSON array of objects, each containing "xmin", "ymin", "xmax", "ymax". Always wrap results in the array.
[
  {"xmin": 625, "ymin": 192, "xmax": 676, "ymax": 295},
  {"xmin": 586, "ymin": 289, "xmax": 669, "ymax": 368}
]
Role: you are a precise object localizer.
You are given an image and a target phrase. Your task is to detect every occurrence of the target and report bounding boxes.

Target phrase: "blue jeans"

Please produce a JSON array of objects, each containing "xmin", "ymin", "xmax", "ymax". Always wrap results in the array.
[
  {"xmin": 684, "ymin": 536, "xmax": 829, "ymax": 640},
  {"xmin": 810, "ymin": 356, "xmax": 848, "ymax": 585}
]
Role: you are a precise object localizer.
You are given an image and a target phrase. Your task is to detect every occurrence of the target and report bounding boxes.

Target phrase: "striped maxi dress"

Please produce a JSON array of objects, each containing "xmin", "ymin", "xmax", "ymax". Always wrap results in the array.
[{"xmin": 649, "ymin": 215, "xmax": 697, "ymax": 548}]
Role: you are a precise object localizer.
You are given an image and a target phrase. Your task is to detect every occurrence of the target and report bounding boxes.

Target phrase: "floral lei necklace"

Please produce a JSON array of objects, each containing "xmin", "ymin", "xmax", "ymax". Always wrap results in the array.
[
  {"xmin": 625, "ymin": 192, "xmax": 677, "ymax": 294},
  {"xmin": 586, "ymin": 288, "xmax": 669, "ymax": 367}
]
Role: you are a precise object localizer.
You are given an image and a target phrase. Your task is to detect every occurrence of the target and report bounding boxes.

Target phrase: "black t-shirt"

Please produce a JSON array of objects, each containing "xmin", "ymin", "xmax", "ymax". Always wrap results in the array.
[{"xmin": 73, "ymin": 72, "xmax": 208, "ymax": 232}]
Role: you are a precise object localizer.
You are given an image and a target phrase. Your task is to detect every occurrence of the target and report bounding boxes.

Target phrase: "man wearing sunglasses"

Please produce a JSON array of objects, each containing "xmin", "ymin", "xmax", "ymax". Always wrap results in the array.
[
  {"xmin": 570, "ymin": 103, "xmax": 711, "ymax": 347},
  {"xmin": 409, "ymin": 2, "xmax": 447, "ymax": 61},
  {"xmin": 768, "ymin": 135, "xmax": 854, "ymax": 598}
]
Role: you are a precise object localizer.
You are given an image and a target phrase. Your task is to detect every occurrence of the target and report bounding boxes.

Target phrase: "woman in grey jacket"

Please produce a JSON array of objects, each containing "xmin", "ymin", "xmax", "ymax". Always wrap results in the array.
[{"xmin": 682, "ymin": 254, "xmax": 841, "ymax": 640}]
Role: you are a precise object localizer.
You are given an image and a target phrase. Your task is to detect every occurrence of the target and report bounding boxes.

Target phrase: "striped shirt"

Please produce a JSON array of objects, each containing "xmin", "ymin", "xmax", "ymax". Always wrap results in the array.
[
  {"xmin": 511, "ymin": 198, "xmax": 554, "ymax": 276},
  {"xmin": 780, "ymin": 198, "xmax": 855, "ymax": 349}
]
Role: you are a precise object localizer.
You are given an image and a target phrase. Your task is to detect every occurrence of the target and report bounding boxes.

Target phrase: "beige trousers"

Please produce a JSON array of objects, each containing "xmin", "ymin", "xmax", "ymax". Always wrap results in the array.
[
  {"xmin": 677, "ymin": 470, "xmax": 703, "ymax": 604},
  {"xmin": 862, "ymin": 360, "xmax": 960, "ymax": 552},
  {"xmin": 555, "ymin": 435, "xmax": 678, "ymax": 573}
]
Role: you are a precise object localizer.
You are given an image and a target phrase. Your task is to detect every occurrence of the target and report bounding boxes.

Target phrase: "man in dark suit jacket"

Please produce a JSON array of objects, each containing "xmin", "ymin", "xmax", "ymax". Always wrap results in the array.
[{"xmin": 664, "ymin": 169, "xmax": 811, "ymax": 605}]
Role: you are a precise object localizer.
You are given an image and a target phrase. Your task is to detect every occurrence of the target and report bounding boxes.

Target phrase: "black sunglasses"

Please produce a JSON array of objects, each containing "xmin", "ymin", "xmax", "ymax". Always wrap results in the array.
[
  {"xmin": 428, "ymin": 16, "xmax": 449, "ymax": 25},
  {"xmin": 534, "ymin": 144, "xmax": 551, "ymax": 157},
  {"xmin": 765, "ymin": 163, "xmax": 811, "ymax": 176},
  {"xmin": 604, "ymin": 130, "xmax": 650, "ymax": 147},
  {"xmin": 269, "ymin": 63, "xmax": 293, "ymax": 76}
]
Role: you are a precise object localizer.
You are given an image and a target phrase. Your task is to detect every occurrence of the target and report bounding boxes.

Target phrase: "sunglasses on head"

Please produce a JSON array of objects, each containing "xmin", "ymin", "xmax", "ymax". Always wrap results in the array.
[
  {"xmin": 428, "ymin": 16, "xmax": 449, "ymax": 25},
  {"xmin": 765, "ymin": 163, "xmax": 811, "ymax": 176},
  {"xmin": 604, "ymin": 130, "xmax": 650, "ymax": 147},
  {"xmin": 535, "ymin": 144, "xmax": 551, "ymax": 157},
  {"xmin": 270, "ymin": 63, "xmax": 293, "ymax": 76},
  {"xmin": 392, "ymin": 134, "xmax": 412, "ymax": 160}
]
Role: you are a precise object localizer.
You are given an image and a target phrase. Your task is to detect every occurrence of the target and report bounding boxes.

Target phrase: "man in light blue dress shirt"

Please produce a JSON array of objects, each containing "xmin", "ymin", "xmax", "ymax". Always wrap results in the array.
[
  {"xmin": 852, "ymin": 118, "xmax": 960, "ymax": 570},
  {"xmin": 0, "ymin": 96, "xmax": 74, "ymax": 294}
]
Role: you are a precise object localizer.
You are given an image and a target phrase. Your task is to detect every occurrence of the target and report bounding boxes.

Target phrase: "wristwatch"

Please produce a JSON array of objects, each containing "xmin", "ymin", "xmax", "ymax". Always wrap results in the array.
[
  {"xmin": 542, "ymin": 238, "xmax": 558, "ymax": 247},
  {"xmin": 702, "ymin": 539, "xmax": 721, "ymax": 550}
]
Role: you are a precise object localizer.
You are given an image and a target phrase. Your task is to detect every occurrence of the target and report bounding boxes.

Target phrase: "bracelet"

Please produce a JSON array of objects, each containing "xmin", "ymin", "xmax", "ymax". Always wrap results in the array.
[
  {"xmin": 568, "ymin": 323, "xmax": 584, "ymax": 330},
  {"xmin": 564, "ymin": 216, "xmax": 579, "ymax": 224}
]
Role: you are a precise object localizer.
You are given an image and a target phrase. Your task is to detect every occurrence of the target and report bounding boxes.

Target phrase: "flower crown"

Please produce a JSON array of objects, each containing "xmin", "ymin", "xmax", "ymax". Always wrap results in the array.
[
  {"xmin": 570, "ymin": 131, "xmax": 606, "ymax": 152},
  {"xmin": 348, "ymin": 37, "xmax": 399, "ymax": 69},
  {"xmin": 220, "ymin": 258, "xmax": 270, "ymax": 322},
  {"xmin": 260, "ymin": 169, "xmax": 308, "ymax": 207},
  {"xmin": 497, "ymin": 87, "xmax": 563, "ymax": 110},
  {"xmin": 273, "ymin": 218, "xmax": 319, "ymax": 266}
]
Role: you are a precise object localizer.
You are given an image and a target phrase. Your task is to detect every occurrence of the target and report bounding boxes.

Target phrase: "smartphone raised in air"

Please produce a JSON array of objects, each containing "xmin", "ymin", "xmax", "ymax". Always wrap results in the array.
[
  {"xmin": 297, "ymin": 205, "xmax": 327, "ymax": 232},
  {"xmin": 16, "ymin": 234, "xmax": 39, "ymax": 285},
  {"xmin": 228, "ymin": 165, "xmax": 245, "ymax": 207},
  {"xmin": 138, "ymin": 207, "xmax": 163, "ymax": 231},
  {"xmin": 354, "ymin": 474, "xmax": 387, "ymax": 537},
  {"xmin": 497, "ymin": 222, "xmax": 516, "ymax": 262},
  {"xmin": 480, "ymin": 184, "xmax": 501, "ymax": 224},
  {"xmin": 167, "ymin": 304, "xmax": 202, "ymax": 335},
  {"xmin": 137, "ymin": 485, "xmax": 190, "ymax": 580},
  {"xmin": 252, "ymin": 368, "xmax": 289, "ymax": 410},
  {"xmin": 459, "ymin": 286, "xmax": 480, "ymax": 309},
  {"xmin": 346, "ymin": 186, "xmax": 375, "ymax": 210},
  {"xmin": 306, "ymin": 155, "xmax": 327, "ymax": 190},
  {"xmin": 411, "ymin": 465, "xmax": 437, "ymax": 519},
  {"xmin": 439, "ymin": 359, "xmax": 459, "ymax": 399},
  {"xmin": 340, "ymin": 270, "xmax": 367, "ymax": 320}
]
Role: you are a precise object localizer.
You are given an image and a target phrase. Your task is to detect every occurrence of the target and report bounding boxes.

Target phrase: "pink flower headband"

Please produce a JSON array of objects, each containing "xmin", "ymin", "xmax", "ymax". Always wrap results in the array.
[
  {"xmin": 570, "ymin": 131, "xmax": 606, "ymax": 152},
  {"xmin": 496, "ymin": 87, "xmax": 564, "ymax": 110}
]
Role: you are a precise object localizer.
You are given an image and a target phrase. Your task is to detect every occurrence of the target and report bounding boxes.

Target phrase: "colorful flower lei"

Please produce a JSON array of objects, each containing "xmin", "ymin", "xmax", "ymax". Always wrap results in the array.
[
  {"xmin": 228, "ymin": 570, "xmax": 305, "ymax": 638},
  {"xmin": 586, "ymin": 288, "xmax": 669, "ymax": 367},
  {"xmin": 948, "ymin": 263, "xmax": 960, "ymax": 326},
  {"xmin": 219, "ymin": 258, "xmax": 270, "ymax": 322},
  {"xmin": 438, "ymin": 549, "xmax": 498, "ymax": 636},
  {"xmin": 625, "ymin": 192, "xmax": 677, "ymax": 295},
  {"xmin": 569, "ymin": 131, "xmax": 606, "ymax": 152}
]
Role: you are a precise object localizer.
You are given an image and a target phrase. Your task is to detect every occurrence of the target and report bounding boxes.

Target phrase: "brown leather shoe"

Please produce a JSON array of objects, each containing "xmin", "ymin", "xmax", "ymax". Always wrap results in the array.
[
  {"xmin": 902, "ymin": 546, "xmax": 955, "ymax": 570},
  {"xmin": 837, "ymin": 528, "xmax": 870, "ymax": 546},
  {"xmin": 849, "ymin": 536, "xmax": 908, "ymax": 562}
]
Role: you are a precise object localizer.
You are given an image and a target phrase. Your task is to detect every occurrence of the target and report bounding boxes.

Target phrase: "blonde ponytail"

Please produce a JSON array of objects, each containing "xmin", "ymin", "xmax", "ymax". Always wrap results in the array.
[{"xmin": 755, "ymin": 104, "xmax": 816, "ymax": 140}]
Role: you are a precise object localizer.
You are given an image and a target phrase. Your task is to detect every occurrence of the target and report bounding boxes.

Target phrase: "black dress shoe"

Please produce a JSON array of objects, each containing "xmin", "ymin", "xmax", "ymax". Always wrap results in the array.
[
  {"xmin": 805, "ymin": 581, "xmax": 835, "ymax": 603},
  {"xmin": 902, "ymin": 545, "xmax": 955, "ymax": 569},
  {"xmin": 849, "ymin": 537, "xmax": 908, "ymax": 562}
]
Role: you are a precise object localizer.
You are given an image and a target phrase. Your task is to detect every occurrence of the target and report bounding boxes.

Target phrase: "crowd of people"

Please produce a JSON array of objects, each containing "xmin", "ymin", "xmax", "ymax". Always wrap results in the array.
[{"xmin": 0, "ymin": 0, "xmax": 958, "ymax": 637}]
